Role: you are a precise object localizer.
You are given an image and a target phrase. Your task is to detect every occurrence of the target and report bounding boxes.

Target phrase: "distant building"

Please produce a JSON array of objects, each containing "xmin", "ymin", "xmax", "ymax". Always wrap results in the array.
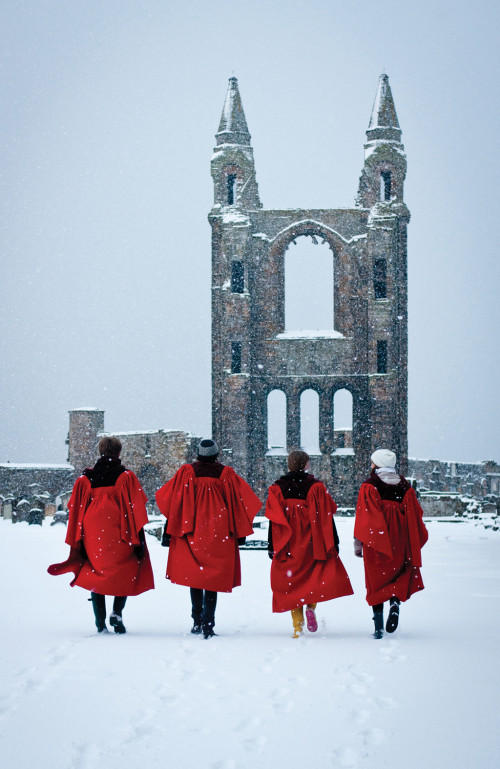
[{"xmin": 0, "ymin": 408, "xmax": 200, "ymax": 519}]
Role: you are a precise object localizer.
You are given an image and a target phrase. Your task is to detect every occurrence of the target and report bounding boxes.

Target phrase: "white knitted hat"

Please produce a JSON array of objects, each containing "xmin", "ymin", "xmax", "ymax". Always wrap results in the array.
[{"xmin": 371, "ymin": 449, "xmax": 396, "ymax": 468}]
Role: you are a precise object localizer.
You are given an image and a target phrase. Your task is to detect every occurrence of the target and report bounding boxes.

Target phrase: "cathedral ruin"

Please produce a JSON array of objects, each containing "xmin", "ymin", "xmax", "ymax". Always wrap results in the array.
[
  {"xmin": 210, "ymin": 75, "xmax": 409, "ymax": 504},
  {"xmin": 1, "ymin": 75, "xmax": 498, "ymax": 520}
]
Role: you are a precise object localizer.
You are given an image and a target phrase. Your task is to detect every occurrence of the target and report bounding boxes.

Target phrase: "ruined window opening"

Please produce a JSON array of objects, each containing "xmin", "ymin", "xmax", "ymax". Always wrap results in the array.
[
  {"xmin": 380, "ymin": 171, "xmax": 392, "ymax": 201},
  {"xmin": 333, "ymin": 389, "xmax": 353, "ymax": 449},
  {"xmin": 373, "ymin": 258, "xmax": 387, "ymax": 299},
  {"xmin": 267, "ymin": 390, "xmax": 286, "ymax": 450},
  {"xmin": 300, "ymin": 389, "xmax": 320, "ymax": 454},
  {"xmin": 231, "ymin": 261, "xmax": 244, "ymax": 293},
  {"xmin": 231, "ymin": 341, "xmax": 242, "ymax": 373},
  {"xmin": 227, "ymin": 174, "xmax": 237, "ymax": 205},
  {"xmin": 377, "ymin": 340, "xmax": 388, "ymax": 373},
  {"xmin": 285, "ymin": 235, "xmax": 334, "ymax": 332}
]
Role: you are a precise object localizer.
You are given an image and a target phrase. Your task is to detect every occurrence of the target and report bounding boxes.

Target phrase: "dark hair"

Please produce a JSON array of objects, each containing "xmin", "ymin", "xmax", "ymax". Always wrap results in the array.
[
  {"xmin": 287, "ymin": 449, "xmax": 309, "ymax": 472},
  {"xmin": 98, "ymin": 436, "xmax": 122, "ymax": 458}
]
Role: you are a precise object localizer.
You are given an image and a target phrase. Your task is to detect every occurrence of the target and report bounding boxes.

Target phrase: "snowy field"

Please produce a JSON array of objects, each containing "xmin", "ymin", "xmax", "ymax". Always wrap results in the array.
[{"xmin": 1, "ymin": 516, "xmax": 499, "ymax": 769}]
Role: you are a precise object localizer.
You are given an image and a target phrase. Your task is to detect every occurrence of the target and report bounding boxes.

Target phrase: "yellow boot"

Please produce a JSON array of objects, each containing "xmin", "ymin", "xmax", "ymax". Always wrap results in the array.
[{"xmin": 291, "ymin": 607, "xmax": 304, "ymax": 638}]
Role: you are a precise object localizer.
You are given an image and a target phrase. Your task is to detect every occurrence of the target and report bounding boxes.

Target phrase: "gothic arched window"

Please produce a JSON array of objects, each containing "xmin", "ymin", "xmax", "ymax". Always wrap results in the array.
[
  {"xmin": 267, "ymin": 390, "xmax": 287, "ymax": 450},
  {"xmin": 333, "ymin": 388, "xmax": 353, "ymax": 451},
  {"xmin": 284, "ymin": 235, "xmax": 334, "ymax": 333},
  {"xmin": 300, "ymin": 389, "xmax": 320, "ymax": 454},
  {"xmin": 380, "ymin": 171, "xmax": 392, "ymax": 201}
]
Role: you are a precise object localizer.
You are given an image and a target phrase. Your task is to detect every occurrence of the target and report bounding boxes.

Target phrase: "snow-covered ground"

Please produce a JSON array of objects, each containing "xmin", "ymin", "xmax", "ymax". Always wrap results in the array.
[{"xmin": 1, "ymin": 516, "xmax": 499, "ymax": 769}]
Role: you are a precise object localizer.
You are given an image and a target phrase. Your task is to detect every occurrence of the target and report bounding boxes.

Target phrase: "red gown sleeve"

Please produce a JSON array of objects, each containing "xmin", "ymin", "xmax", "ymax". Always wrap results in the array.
[
  {"xmin": 403, "ymin": 488, "xmax": 429, "ymax": 567},
  {"xmin": 264, "ymin": 485, "xmax": 292, "ymax": 562},
  {"xmin": 65, "ymin": 476, "xmax": 92, "ymax": 547},
  {"xmin": 116, "ymin": 471, "xmax": 149, "ymax": 545},
  {"xmin": 221, "ymin": 467, "xmax": 262, "ymax": 538},
  {"xmin": 155, "ymin": 465, "xmax": 196, "ymax": 537},
  {"xmin": 354, "ymin": 483, "xmax": 393, "ymax": 558},
  {"xmin": 307, "ymin": 482, "xmax": 338, "ymax": 560}
]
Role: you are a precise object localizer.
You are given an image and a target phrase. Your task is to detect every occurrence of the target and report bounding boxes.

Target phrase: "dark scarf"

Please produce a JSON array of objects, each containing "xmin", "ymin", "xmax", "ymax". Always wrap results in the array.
[
  {"xmin": 191, "ymin": 460, "xmax": 225, "ymax": 479},
  {"xmin": 364, "ymin": 469, "xmax": 411, "ymax": 503},
  {"xmin": 274, "ymin": 470, "xmax": 318, "ymax": 500},
  {"xmin": 83, "ymin": 457, "xmax": 126, "ymax": 488}
]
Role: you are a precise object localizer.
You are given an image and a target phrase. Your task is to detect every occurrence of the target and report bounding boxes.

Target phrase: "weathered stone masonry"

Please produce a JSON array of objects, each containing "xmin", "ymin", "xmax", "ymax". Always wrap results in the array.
[{"xmin": 210, "ymin": 75, "xmax": 409, "ymax": 505}]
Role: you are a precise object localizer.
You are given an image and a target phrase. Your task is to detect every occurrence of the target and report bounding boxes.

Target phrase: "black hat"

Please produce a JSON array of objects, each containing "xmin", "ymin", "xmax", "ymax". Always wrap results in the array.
[{"xmin": 197, "ymin": 439, "xmax": 219, "ymax": 457}]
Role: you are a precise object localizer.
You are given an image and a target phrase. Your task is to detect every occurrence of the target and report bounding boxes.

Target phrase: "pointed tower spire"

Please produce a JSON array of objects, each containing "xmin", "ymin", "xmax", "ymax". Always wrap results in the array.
[
  {"xmin": 216, "ymin": 77, "xmax": 251, "ymax": 146},
  {"xmin": 210, "ymin": 77, "xmax": 261, "ymax": 210},
  {"xmin": 366, "ymin": 74, "xmax": 402, "ymax": 144},
  {"xmin": 357, "ymin": 74, "xmax": 407, "ymax": 209}
]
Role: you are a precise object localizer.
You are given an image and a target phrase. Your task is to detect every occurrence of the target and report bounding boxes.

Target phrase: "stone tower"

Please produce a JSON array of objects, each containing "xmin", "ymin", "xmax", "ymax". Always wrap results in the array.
[
  {"xmin": 67, "ymin": 408, "xmax": 104, "ymax": 476},
  {"xmin": 209, "ymin": 75, "xmax": 409, "ymax": 505}
]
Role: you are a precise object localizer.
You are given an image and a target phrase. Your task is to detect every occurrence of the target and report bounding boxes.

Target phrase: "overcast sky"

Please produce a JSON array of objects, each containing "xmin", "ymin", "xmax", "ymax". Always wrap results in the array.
[{"xmin": 1, "ymin": 0, "xmax": 498, "ymax": 465}]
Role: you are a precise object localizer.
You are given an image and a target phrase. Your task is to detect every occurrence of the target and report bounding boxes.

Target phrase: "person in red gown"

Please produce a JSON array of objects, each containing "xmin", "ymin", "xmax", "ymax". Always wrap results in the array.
[
  {"xmin": 265, "ymin": 450, "xmax": 353, "ymax": 638},
  {"xmin": 354, "ymin": 449, "xmax": 428, "ymax": 639},
  {"xmin": 48, "ymin": 437, "xmax": 154, "ymax": 634},
  {"xmin": 155, "ymin": 439, "xmax": 262, "ymax": 638}
]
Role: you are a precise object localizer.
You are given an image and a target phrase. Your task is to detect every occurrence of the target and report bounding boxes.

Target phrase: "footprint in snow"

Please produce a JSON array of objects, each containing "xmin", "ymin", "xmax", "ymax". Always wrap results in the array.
[
  {"xmin": 371, "ymin": 695, "xmax": 398, "ymax": 710},
  {"xmin": 332, "ymin": 746, "xmax": 361, "ymax": 767},
  {"xmin": 362, "ymin": 728, "xmax": 387, "ymax": 748},
  {"xmin": 234, "ymin": 715, "xmax": 263, "ymax": 732},
  {"xmin": 379, "ymin": 643, "xmax": 407, "ymax": 664},
  {"xmin": 70, "ymin": 740, "xmax": 101, "ymax": 769},
  {"xmin": 350, "ymin": 708, "xmax": 371, "ymax": 725},
  {"xmin": 243, "ymin": 735, "xmax": 268, "ymax": 753},
  {"xmin": 211, "ymin": 759, "xmax": 238, "ymax": 769}
]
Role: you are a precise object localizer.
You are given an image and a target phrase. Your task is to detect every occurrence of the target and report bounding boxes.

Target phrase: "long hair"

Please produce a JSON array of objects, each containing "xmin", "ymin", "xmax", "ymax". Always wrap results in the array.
[{"xmin": 287, "ymin": 449, "xmax": 309, "ymax": 472}]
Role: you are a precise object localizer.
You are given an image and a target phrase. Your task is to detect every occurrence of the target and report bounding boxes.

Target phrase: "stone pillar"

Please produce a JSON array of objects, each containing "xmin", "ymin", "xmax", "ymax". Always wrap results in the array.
[
  {"xmin": 286, "ymin": 390, "xmax": 300, "ymax": 449},
  {"xmin": 68, "ymin": 408, "xmax": 104, "ymax": 476},
  {"xmin": 319, "ymin": 390, "xmax": 333, "ymax": 454}
]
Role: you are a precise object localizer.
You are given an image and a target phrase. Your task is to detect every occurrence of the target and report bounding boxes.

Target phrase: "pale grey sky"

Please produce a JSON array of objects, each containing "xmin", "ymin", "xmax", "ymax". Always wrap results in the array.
[{"xmin": 1, "ymin": 0, "xmax": 498, "ymax": 464}]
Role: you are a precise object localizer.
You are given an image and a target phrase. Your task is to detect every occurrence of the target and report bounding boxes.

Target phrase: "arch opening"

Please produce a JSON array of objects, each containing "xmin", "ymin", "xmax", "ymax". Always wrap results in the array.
[
  {"xmin": 300, "ymin": 389, "xmax": 320, "ymax": 455},
  {"xmin": 267, "ymin": 390, "xmax": 287, "ymax": 452},
  {"xmin": 333, "ymin": 388, "xmax": 353, "ymax": 453},
  {"xmin": 284, "ymin": 235, "xmax": 334, "ymax": 333}
]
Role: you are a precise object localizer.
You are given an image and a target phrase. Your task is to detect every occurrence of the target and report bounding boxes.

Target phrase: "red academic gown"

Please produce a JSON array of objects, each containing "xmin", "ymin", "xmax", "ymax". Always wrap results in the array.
[
  {"xmin": 354, "ymin": 473, "xmax": 428, "ymax": 605},
  {"xmin": 49, "ymin": 470, "xmax": 154, "ymax": 596},
  {"xmin": 266, "ymin": 474, "xmax": 354, "ymax": 613},
  {"xmin": 155, "ymin": 462, "xmax": 262, "ymax": 592}
]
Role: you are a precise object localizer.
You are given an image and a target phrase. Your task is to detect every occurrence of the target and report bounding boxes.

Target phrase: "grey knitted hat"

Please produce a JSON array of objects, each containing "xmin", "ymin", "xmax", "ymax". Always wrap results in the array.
[{"xmin": 197, "ymin": 439, "xmax": 219, "ymax": 457}]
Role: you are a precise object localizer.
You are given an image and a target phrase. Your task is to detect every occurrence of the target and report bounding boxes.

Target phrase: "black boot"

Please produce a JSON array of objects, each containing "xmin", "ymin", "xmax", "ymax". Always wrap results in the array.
[
  {"xmin": 386, "ymin": 598, "xmax": 400, "ymax": 633},
  {"xmin": 372, "ymin": 606, "xmax": 384, "ymax": 639},
  {"xmin": 202, "ymin": 590, "xmax": 217, "ymax": 638},
  {"xmin": 110, "ymin": 596, "xmax": 127, "ymax": 634},
  {"xmin": 202, "ymin": 623, "xmax": 216, "ymax": 639},
  {"xmin": 90, "ymin": 593, "xmax": 108, "ymax": 633},
  {"xmin": 190, "ymin": 588, "xmax": 203, "ymax": 634}
]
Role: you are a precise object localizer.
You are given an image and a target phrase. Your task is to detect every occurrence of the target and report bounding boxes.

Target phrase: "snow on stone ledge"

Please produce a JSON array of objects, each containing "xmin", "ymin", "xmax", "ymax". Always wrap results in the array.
[
  {"xmin": 0, "ymin": 463, "xmax": 74, "ymax": 469},
  {"xmin": 332, "ymin": 448, "xmax": 355, "ymax": 456},
  {"xmin": 276, "ymin": 329, "xmax": 345, "ymax": 340},
  {"xmin": 221, "ymin": 211, "xmax": 250, "ymax": 225}
]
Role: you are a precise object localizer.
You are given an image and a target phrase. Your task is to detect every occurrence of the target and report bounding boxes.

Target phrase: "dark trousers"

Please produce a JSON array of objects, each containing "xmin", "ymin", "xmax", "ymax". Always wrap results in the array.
[
  {"xmin": 373, "ymin": 598, "xmax": 400, "ymax": 613},
  {"xmin": 91, "ymin": 593, "xmax": 127, "ymax": 629},
  {"xmin": 190, "ymin": 588, "xmax": 217, "ymax": 627}
]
